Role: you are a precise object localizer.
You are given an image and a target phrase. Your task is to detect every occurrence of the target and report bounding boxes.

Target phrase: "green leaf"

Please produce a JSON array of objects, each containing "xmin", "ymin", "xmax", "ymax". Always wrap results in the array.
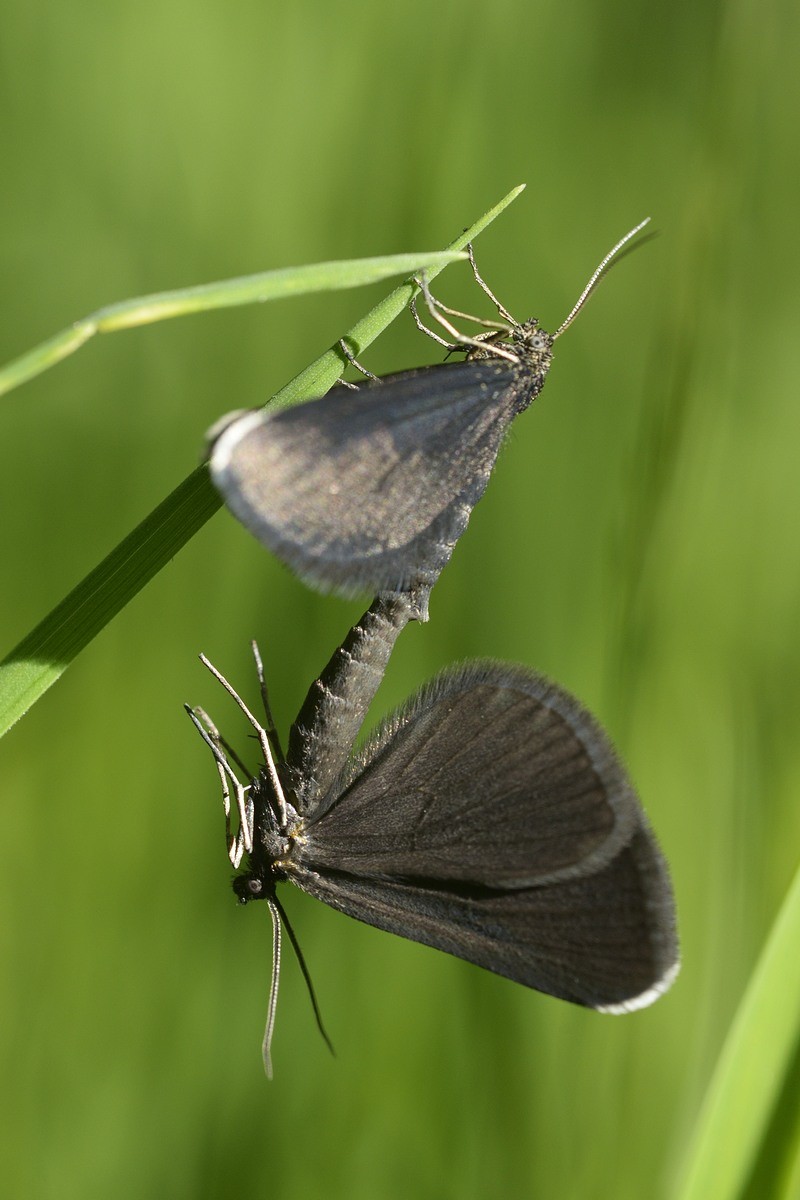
[{"xmin": 673, "ymin": 857, "xmax": 800, "ymax": 1200}]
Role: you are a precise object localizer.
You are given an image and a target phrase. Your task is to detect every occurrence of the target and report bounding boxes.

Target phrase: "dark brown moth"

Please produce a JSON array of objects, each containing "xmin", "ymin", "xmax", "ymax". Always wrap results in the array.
[{"xmin": 187, "ymin": 589, "xmax": 678, "ymax": 1075}]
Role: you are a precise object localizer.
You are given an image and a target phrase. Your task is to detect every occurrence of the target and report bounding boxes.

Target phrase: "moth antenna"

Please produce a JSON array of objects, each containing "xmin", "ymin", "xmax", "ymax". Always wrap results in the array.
[
  {"xmin": 553, "ymin": 218, "xmax": 651, "ymax": 339},
  {"xmin": 262, "ymin": 900, "xmax": 283, "ymax": 1079},
  {"xmin": 273, "ymin": 893, "xmax": 335, "ymax": 1059}
]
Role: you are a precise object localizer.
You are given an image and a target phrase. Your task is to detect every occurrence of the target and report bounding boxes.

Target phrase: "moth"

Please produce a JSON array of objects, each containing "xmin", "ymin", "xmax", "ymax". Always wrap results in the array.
[
  {"xmin": 187, "ymin": 591, "xmax": 678, "ymax": 1075},
  {"xmin": 208, "ymin": 220, "xmax": 650, "ymax": 614}
]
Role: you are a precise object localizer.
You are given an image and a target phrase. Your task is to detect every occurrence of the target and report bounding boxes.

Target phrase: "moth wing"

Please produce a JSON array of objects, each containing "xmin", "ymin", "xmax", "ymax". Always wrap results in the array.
[
  {"xmin": 288, "ymin": 662, "xmax": 678, "ymax": 1008},
  {"xmin": 293, "ymin": 821, "xmax": 678, "ymax": 1011},
  {"xmin": 301, "ymin": 663, "xmax": 642, "ymax": 887},
  {"xmin": 210, "ymin": 360, "xmax": 518, "ymax": 596}
]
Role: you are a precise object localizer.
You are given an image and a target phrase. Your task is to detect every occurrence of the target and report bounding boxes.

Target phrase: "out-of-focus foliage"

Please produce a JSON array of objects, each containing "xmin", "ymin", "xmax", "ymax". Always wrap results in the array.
[{"xmin": 1, "ymin": 1, "xmax": 798, "ymax": 1196}]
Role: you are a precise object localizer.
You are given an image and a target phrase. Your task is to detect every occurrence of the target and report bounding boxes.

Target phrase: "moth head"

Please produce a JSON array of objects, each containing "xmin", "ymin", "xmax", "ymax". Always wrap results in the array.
[{"xmin": 233, "ymin": 874, "xmax": 267, "ymax": 905}]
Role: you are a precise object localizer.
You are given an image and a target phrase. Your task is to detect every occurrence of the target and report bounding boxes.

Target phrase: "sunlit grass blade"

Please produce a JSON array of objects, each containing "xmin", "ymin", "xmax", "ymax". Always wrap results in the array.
[
  {"xmin": 0, "ymin": 467, "xmax": 218, "ymax": 732},
  {"xmin": 673, "ymin": 857, "xmax": 800, "ymax": 1200},
  {"xmin": 263, "ymin": 184, "xmax": 526, "ymax": 412},
  {"xmin": 0, "ymin": 250, "xmax": 477, "ymax": 400},
  {"xmin": 0, "ymin": 184, "xmax": 526, "ymax": 736}
]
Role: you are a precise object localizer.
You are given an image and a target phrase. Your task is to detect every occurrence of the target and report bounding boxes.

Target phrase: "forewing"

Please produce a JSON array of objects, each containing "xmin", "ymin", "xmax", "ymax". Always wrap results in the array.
[
  {"xmin": 290, "ymin": 821, "xmax": 678, "ymax": 1011},
  {"xmin": 300, "ymin": 663, "xmax": 641, "ymax": 885},
  {"xmin": 209, "ymin": 359, "xmax": 519, "ymax": 596}
]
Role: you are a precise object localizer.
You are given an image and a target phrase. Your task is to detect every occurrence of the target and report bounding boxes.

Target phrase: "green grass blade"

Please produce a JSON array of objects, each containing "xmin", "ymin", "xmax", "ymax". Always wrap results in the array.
[
  {"xmin": 674, "ymin": 858, "xmax": 800, "ymax": 1200},
  {"xmin": 0, "ymin": 468, "xmax": 218, "ymax": 732},
  {"xmin": 265, "ymin": 184, "xmax": 526, "ymax": 412},
  {"xmin": 0, "ymin": 250, "xmax": 472, "ymax": 399},
  {"xmin": 0, "ymin": 184, "xmax": 525, "ymax": 735}
]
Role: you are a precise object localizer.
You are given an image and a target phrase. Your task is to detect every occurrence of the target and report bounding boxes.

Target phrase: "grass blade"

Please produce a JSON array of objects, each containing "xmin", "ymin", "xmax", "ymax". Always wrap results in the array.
[
  {"xmin": 0, "ymin": 250, "xmax": 474, "ymax": 400},
  {"xmin": 673, "ymin": 858, "xmax": 800, "ymax": 1200},
  {"xmin": 0, "ymin": 184, "xmax": 525, "ymax": 735}
]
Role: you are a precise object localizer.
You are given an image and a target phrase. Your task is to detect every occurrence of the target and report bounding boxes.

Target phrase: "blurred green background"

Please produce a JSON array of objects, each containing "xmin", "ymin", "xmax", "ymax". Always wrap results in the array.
[{"xmin": 2, "ymin": 0, "xmax": 798, "ymax": 1196}]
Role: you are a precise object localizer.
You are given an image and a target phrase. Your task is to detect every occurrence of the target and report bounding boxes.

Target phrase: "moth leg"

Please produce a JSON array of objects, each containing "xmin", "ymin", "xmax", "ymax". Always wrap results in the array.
[
  {"xmin": 198, "ymin": 653, "xmax": 289, "ymax": 830},
  {"xmin": 250, "ymin": 640, "xmax": 284, "ymax": 764},
  {"xmin": 412, "ymin": 273, "xmax": 518, "ymax": 364},
  {"xmin": 184, "ymin": 703, "xmax": 252, "ymax": 863},
  {"xmin": 337, "ymin": 338, "xmax": 379, "ymax": 384},
  {"xmin": 191, "ymin": 704, "xmax": 253, "ymax": 778},
  {"xmin": 230, "ymin": 790, "xmax": 255, "ymax": 870},
  {"xmin": 415, "ymin": 257, "xmax": 511, "ymax": 331},
  {"xmin": 466, "ymin": 242, "xmax": 517, "ymax": 324},
  {"xmin": 409, "ymin": 292, "xmax": 456, "ymax": 350},
  {"xmin": 410, "ymin": 292, "xmax": 510, "ymax": 359}
]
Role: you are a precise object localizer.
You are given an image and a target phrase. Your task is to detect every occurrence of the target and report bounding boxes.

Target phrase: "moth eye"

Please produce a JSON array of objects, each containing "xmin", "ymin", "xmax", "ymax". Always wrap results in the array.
[{"xmin": 247, "ymin": 878, "xmax": 264, "ymax": 897}]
